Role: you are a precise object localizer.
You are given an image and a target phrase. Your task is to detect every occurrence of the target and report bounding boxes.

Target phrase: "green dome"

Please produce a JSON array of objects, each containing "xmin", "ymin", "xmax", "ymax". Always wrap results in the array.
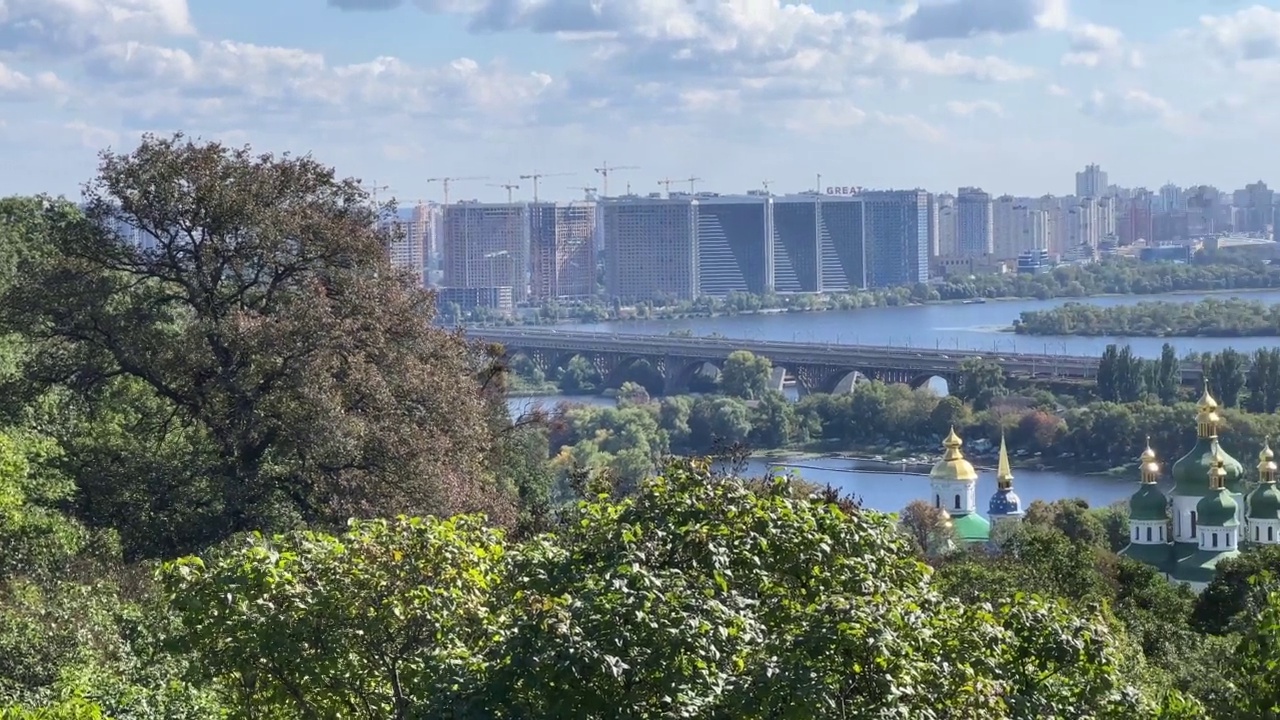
[
  {"xmin": 1195, "ymin": 488, "xmax": 1239, "ymax": 528},
  {"xmin": 1248, "ymin": 483, "xmax": 1280, "ymax": 520},
  {"xmin": 1129, "ymin": 484, "xmax": 1168, "ymax": 521},
  {"xmin": 950, "ymin": 512, "xmax": 991, "ymax": 543},
  {"xmin": 1172, "ymin": 439, "xmax": 1244, "ymax": 495}
]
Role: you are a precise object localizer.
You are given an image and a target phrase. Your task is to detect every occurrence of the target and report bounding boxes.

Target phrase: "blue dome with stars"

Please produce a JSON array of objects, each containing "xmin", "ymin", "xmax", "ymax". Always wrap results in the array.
[{"xmin": 989, "ymin": 487, "xmax": 1023, "ymax": 517}]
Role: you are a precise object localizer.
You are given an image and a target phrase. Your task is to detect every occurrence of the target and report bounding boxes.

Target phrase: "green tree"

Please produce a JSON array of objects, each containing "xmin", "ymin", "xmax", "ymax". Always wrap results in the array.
[
  {"xmin": 1222, "ymin": 590, "xmax": 1280, "ymax": 719},
  {"xmin": 1246, "ymin": 347, "xmax": 1280, "ymax": 413},
  {"xmin": 1154, "ymin": 342, "xmax": 1181, "ymax": 405},
  {"xmin": 1206, "ymin": 349, "xmax": 1247, "ymax": 408},
  {"xmin": 1192, "ymin": 545, "xmax": 1280, "ymax": 635},
  {"xmin": 3, "ymin": 136, "xmax": 513, "ymax": 559},
  {"xmin": 163, "ymin": 515, "xmax": 505, "ymax": 718},
  {"xmin": 1115, "ymin": 345, "xmax": 1148, "ymax": 402},
  {"xmin": 955, "ymin": 357, "xmax": 1005, "ymax": 408},
  {"xmin": 1097, "ymin": 344, "xmax": 1120, "ymax": 402},
  {"xmin": 718, "ymin": 350, "xmax": 772, "ymax": 400}
]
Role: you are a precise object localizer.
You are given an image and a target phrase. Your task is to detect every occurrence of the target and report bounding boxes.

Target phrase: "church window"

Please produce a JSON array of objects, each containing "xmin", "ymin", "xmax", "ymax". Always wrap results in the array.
[
  {"xmin": 1212, "ymin": 532, "xmax": 1219, "ymax": 548},
  {"xmin": 1133, "ymin": 527, "xmax": 1139, "ymax": 541},
  {"xmin": 1270, "ymin": 526, "xmax": 1275, "ymax": 543},
  {"xmin": 1146, "ymin": 527, "xmax": 1152, "ymax": 542},
  {"xmin": 1159, "ymin": 526, "xmax": 1164, "ymax": 541},
  {"xmin": 935, "ymin": 495, "xmax": 940, "ymax": 509},
  {"xmin": 954, "ymin": 494, "xmax": 960, "ymax": 510},
  {"xmin": 1257, "ymin": 526, "xmax": 1261, "ymax": 541},
  {"xmin": 1190, "ymin": 511, "xmax": 1197, "ymax": 537}
]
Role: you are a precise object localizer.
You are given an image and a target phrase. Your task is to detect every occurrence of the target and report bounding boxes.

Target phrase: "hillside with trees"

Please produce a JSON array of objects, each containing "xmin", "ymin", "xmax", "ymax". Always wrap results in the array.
[{"xmin": 2, "ymin": 136, "xmax": 1280, "ymax": 718}]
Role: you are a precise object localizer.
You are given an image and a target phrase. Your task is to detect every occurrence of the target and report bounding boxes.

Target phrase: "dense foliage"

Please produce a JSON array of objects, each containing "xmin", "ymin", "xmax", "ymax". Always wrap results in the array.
[
  {"xmin": 7, "ymin": 136, "xmax": 1280, "ymax": 718},
  {"xmin": 1016, "ymin": 297, "xmax": 1280, "ymax": 337}
]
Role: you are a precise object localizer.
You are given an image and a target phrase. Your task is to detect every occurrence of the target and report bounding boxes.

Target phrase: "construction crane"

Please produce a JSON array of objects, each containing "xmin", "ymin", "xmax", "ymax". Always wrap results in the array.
[
  {"xmin": 426, "ymin": 176, "xmax": 488, "ymax": 204},
  {"xmin": 685, "ymin": 176, "xmax": 702, "ymax": 193},
  {"xmin": 488, "ymin": 182, "xmax": 520, "ymax": 203},
  {"xmin": 658, "ymin": 177, "xmax": 675, "ymax": 195},
  {"xmin": 568, "ymin": 186, "xmax": 598, "ymax": 200},
  {"xmin": 762, "ymin": 180, "xmax": 773, "ymax": 194},
  {"xmin": 362, "ymin": 182, "xmax": 391, "ymax": 204},
  {"xmin": 518, "ymin": 172, "xmax": 572, "ymax": 202},
  {"xmin": 593, "ymin": 161, "xmax": 639, "ymax": 198}
]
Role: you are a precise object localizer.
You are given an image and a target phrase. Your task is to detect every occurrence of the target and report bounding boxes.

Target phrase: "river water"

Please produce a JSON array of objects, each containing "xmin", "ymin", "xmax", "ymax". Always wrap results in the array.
[
  {"xmin": 570, "ymin": 289, "xmax": 1280, "ymax": 359},
  {"xmin": 506, "ymin": 395, "xmax": 1139, "ymax": 513}
]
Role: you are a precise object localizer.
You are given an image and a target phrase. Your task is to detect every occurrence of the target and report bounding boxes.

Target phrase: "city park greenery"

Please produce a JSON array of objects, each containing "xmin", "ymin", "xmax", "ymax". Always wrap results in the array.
[
  {"xmin": 1016, "ymin": 297, "xmax": 1280, "ymax": 337},
  {"xmin": 452, "ymin": 253, "xmax": 1280, "ymax": 326},
  {"xmin": 1, "ymin": 135, "xmax": 1280, "ymax": 718}
]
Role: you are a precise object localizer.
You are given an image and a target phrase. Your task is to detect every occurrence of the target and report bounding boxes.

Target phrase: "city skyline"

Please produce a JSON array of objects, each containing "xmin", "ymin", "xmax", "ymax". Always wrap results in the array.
[{"xmin": 0, "ymin": 1, "xmax": 1277, "ymax": 200}]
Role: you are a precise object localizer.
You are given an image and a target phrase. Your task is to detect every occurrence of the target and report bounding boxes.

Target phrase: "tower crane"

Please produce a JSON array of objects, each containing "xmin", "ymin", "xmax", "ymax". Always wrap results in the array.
[
  {"xmin": 568, "ymin": 186, "xmax": 598, "ymax": 200},
  {"xmin": 488, "ymin": 182, "xmax": 520, "ymax": 203},
  {"xmin": 362, "ymin": 182, "xmax": 391, "ymax": 204},
  {"xmin": 685, "ymin": 176, "xmax": 702, "ymax": 193},
  {"xmin": 593, "ymin": 161, "xmax": 638, "ymax": 198},
  {"xmin": 658, "ymin": 178, "xmax": 675, "ymax": 195},
  {"xmin": 518, "ymin": 171, "xmax": 573, "ymax": 202},
  {"xmin": 762, "ymin": 180, "xmax": 773, "ymax": 194},
  {"xmin": 426, "ymin": 176, "xmax": 488, "ymax": 204}
]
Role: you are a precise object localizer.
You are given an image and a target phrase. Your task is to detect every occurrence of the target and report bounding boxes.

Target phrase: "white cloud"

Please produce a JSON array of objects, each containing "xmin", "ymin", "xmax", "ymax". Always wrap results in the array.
[
  {"xmin": 63, "ymin": 120, "xmax": 119, "ymax": 148},
  {"xmin": 873, "ymin": 111, "xmax": 945, "ymax": 142},
  {"xmin": 945, "ymin": 99, "xmax": 1003, "ymax": 117},
  {"xmin": 0, "ymin": 0, "xmax": 193, "ymax": 54},
  {"xmin": 1046, "ymin": 83, "xmax": 1070, "ymax": 96},
  {"xmin": 896, "ymin": 0, "xmax": 1067, "ymax": 41},
  {"xmin": 1196, "ymin": 5, "xmax": 1280, "ymax": 66},
  {"xmin": 0, "ymin": 61, "xmax": 66, "ymax": 98},
  {"xmin": 1061, "ymin": 23, "xmax": 1142, "ymax": 68},
  {"xmin": 1079, "ymin": 89, "xmax": 1175, "ymax": 125}
]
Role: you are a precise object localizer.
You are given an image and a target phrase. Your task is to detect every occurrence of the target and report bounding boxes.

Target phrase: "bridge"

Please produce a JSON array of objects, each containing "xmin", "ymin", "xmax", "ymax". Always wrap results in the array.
[{"xmin": 471, "ymin": 327, "xmax": 1205, "ymax": 395}]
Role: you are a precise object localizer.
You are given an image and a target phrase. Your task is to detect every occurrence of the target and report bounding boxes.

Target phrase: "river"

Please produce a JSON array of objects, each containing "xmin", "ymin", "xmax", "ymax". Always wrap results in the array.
[
  {"xmin": 568, "ymin": 289, "xmax": 1280, "ymax": 358},
  {"xmin": 507, "ymin": 395, "xmax": 1140, "ymax": 513}
]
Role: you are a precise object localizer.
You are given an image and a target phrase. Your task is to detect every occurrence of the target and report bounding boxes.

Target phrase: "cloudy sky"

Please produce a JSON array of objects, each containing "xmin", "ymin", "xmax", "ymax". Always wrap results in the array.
[{"xmin": 0, "ymin": 0, "xmax": 1277, "ymax": 201}]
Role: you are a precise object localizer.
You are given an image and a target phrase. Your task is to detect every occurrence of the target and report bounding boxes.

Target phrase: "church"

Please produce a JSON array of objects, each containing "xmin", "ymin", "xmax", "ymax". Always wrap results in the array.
[
  {"xmin": 1118, "ymin": 384, "xmax": 1273, "ymax": 592},
  {"xmin": 928, "ymin": 426, "xmax": 1025, "ymax": 545},
  {"xmin": 926, "ymin": 383, "xmax": 1266, "ymax": 592}
]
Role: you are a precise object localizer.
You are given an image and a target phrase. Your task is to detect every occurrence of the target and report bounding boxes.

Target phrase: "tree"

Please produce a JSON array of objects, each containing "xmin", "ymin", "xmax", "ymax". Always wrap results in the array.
[
  {"xmin": 1246, "ymin": 347, "xmax": 1280, "ymax": 413},
  {"xmin": 1115, "ymin": 345, "xmax": 1147, "ymax": 402},
  {"xmin": 1206, "ymin": 349, "xmax": 1247, "ymax": 408},
  {"xmin": 1192, "ymin": 545, "xmax": 1280, "ymax": 635},
  {"xmin": 162, "ymin": 515, "xmax": 506, "ymax": 718},
  {"xmin": 558, "ymin": 355, "xmax": 602, "ymax": 395},
  {"xmin": 1097, "ymin": 344, "xmax": 1120, "ymax": 402},
  {"xmin": 897, "ymin": 499, "xmax": 957, "ymax": 555},
  {"xmin": 718, "ymin": 350, "xmax": 772, "ymax": 400},
  {"xmin": 955, "ymin": 357, "xmax": 1004, "ymax": 408},
  {"xmin": 1154, "ymin": 342, "xmax": 1181, "ymax": 404},
  {"xmin": 2, "ymin": 136, "xmax": 511, "ymax": 558},
  {"xmin": 1221, "ymin": 590, "xmax": 1280, "ymax": 719}
]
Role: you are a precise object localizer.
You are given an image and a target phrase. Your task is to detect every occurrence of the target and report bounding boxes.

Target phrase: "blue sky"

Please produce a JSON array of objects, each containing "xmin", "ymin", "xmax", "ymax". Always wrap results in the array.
[{"xmin": 0, "ymin": 0, "xmax": 1277, "ymax": 202}]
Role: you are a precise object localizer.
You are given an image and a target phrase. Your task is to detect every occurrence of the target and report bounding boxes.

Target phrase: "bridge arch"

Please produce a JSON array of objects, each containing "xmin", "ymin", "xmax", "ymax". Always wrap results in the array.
[
  {"xmin": 909, "ymin": 374, "xmax": 953, "ymax": 395},
  {"xmin": 818, "ymin": 369, "xmax": 873, "ymax": 395},
  {"xmin": 665, "ymin": 359, "xmax": 722, "ymax": 395},
  {"xmin": 602, "ymin": 356, "xmax": 666, "ymax": 395}
]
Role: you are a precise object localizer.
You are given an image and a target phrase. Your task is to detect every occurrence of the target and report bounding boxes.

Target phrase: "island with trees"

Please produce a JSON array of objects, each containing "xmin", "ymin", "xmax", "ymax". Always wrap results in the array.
[
  {"xmin": 1014, "ymin": 297, "xmax": 1280, "ymax": 337},
  {"xmin": 4, "ymin": 136, "xmax": 1280, "ymax": 717}
]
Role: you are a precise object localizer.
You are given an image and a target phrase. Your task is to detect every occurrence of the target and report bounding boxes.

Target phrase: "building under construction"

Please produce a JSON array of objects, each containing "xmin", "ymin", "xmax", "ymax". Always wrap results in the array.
[
  {"xmin": 529, "ymin": 202, "xmax": 598, "ymax": 301},
  {"xmin": 441, "ymin": 202, "xmax": 530, "ymax": 303}
]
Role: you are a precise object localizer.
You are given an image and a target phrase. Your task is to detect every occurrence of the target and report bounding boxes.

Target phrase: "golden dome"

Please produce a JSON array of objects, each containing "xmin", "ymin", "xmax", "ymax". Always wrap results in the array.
[
  {"xmin": 931, "ymin": 426, "xmax": 978, "ymax": 482},
  {"xmin": 1210, "ymin": 451, "xmax": 1228, "ymax": 490},
  {"xmin": 1196, "ymin": 382, "xmax": 1221, "ymax": 439},
  {"xmin": 1260, "ymin": 439, "xmax": 1277, "ymax": 476},
  {"xmin": 1139, "ymin": 437, "xmax": 1160, "ymax": 480},
  {"xmin": 996, "ymin": 434, "xmax": 1014, "ymax": 489},
  {"xmin": 1198, "ymin": 381, "xmax": 1218, "ymax": 410}
]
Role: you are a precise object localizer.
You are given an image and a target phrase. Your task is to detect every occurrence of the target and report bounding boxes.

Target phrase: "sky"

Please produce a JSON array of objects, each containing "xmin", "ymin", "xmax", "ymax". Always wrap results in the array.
[{"xmin": 0, "ymin": 0, "xmax": 1278, "ymax": 202}]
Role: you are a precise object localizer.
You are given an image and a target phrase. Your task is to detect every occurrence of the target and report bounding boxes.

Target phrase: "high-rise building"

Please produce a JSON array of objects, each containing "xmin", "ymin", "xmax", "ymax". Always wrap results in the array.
[
  {"xmin": 935, "ymin": 193, "xmax": 957, "ymax": 257},
  {"xmin": 695, "ymin": 195, "xmax": 772, "ymax": 296},
  {"xmin": 1158, "ymin": 183, "xmax": 1184, "ymax": 213},
  {"xmin": 1014, "ymin": 208, "xmax": 1048, "ymax": 254},
  {"xmin": 1234, "ymin": 181, "xmax": 1274, "ymax": 234},
  {"xmin": 441, "ymin": 202, "xmax": 530, "ymax": 302},
  {"xmin": 1118, "ymin": 192, "xmax": 1154, "ymax": 245},
  {"xmin": 771, "ymin": 196, "xmax": 820, "ymax": 293},
  {"xmin": 956, "ymin": 187, "xmax": 994, "ymax": 258},
  {"xmin": 529, "ymin": 202, "xmax": 597, "ymax": 301},
  {"xmin": 384, "ymin": 204, "xmax": 433, "ymax": 287},
  {"xmin": 1076, "ymin": 163, "xmax": 1108, "ymax": 198},
  {"xmin": 861, "ymin": 189, "xmax": 929, "ymax": 288},
  {"xmin": 817, "ymin": 196, "xmax": 867, "ymax": 292},
  {"xmin": 602, "ymin": 196, "xmax": 697, "ymax": 301},
  {"xmin": 992, "ymin": 195, "xmax": 1018, "ymax": 259}
]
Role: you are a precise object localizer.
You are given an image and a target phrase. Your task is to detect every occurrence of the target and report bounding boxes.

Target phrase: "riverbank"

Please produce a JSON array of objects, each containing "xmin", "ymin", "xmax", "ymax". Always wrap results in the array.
[
  {"xmin": 1014, "ymin": 296, "xmax": 1280, "ymax": 338},
  {"xmin": 751, "ymin": 444, "xmax": 1133, "ymax": 479}
]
